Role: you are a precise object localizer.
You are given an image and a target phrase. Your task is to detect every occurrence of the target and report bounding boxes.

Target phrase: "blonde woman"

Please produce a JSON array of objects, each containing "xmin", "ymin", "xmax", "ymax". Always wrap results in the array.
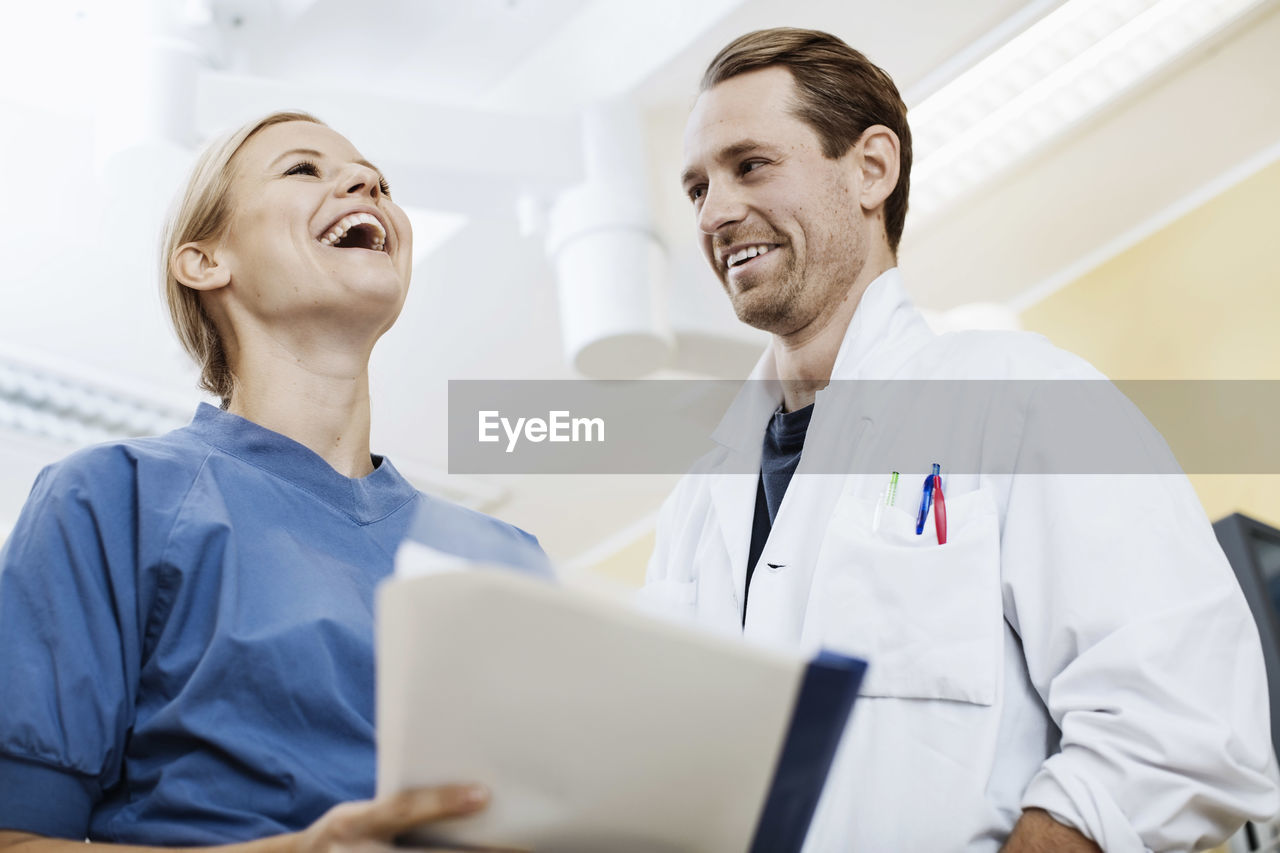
[{"xmin": 0, "ymin": 112, "xmax": 547, "ymax": 849}]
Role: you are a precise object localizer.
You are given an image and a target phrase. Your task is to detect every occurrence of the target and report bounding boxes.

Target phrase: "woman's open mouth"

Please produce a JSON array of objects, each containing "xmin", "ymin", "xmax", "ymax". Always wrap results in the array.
[{"xmin": 317, "ymin": 212, "xmax": 387, "ymax": 252}]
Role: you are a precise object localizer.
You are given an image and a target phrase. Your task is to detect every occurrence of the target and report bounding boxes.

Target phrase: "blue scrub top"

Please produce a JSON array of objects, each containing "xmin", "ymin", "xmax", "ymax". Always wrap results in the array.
[{"xmin": 0, "ymin": 404, "xmax": 549, "ymax": 844}]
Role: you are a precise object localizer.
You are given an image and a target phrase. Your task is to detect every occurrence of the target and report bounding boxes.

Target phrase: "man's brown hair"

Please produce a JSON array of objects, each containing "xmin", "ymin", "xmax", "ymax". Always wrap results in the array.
[{"xmin": 701, "ymin": 28, "xmax": 912, "ymax": 252}]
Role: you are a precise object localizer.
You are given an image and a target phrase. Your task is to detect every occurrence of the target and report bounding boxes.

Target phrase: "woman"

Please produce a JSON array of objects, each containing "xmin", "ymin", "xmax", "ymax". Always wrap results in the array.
[{"xmin": 0, "ymin": 112, "xmax": 548, "ymax": 849}]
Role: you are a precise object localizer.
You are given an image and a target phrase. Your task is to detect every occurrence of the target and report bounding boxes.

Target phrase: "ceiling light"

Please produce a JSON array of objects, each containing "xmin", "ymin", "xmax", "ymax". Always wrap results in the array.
[
  {"xmin": 908, "ymin": 0, "xmax": 1271, "ymax": 222},
  {"xmin": 0, "ymin": 357, "xmax": 188, "ymax": 447}
]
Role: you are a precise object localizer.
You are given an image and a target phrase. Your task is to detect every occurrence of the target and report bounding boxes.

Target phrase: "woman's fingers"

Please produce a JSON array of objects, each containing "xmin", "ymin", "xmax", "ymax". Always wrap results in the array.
[
  {"xmin": 358, "ymin": 786, "xmax": 490, "ymax": 841},
  {"xmin": 304, "ymin": 785, "xmax": 490, "ymax": 851}
]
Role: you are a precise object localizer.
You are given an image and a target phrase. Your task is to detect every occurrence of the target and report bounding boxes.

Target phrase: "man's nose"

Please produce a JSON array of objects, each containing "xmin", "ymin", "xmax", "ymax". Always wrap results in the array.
[{"xmin": 696, "ymin": 182, "xmax": 746, "ymax": 235}]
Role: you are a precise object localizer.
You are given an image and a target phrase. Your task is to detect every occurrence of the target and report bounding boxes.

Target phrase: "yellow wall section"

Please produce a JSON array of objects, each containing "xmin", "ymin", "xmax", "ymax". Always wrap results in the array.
[{"xmin": 1020, "ymin": 157, "xmax": 1280, "ymax": 528}]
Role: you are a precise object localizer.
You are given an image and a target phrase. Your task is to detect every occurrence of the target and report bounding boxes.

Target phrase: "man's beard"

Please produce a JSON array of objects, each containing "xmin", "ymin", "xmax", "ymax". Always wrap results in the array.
[{"xmin": 724, "ymin": 250, "xmax": 805, "ymax": 333}]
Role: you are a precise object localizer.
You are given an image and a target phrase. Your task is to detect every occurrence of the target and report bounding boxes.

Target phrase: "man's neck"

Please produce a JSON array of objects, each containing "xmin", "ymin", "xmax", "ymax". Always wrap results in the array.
[{"xmin": 773, "ymin": 258, "xmax": 893, "ymax": 412}]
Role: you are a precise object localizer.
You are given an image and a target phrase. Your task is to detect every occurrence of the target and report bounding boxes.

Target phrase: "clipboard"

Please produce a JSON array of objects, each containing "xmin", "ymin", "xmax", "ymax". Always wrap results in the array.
[{"xmin": 376, "ymin": 549, "xmax": 865, "ymax": 852}]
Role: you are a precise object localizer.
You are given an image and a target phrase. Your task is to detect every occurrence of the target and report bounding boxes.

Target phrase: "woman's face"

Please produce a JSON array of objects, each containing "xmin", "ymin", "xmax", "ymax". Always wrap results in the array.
[{"xmin": 213, "ymin": 120, "xmax": 414, "ymax": 338}]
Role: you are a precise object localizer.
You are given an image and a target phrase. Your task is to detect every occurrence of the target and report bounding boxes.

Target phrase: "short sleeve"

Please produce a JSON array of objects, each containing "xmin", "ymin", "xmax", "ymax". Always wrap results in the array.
[{"xmin": 0, "ymin": 451, "xmax": 145, "ymax": 837}]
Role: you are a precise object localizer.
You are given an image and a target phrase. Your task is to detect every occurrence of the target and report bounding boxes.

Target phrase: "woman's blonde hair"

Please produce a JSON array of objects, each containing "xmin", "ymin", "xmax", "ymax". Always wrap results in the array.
[{"xmin": 161, "ymin": 110, "xmax": 325, "ymax": 407}]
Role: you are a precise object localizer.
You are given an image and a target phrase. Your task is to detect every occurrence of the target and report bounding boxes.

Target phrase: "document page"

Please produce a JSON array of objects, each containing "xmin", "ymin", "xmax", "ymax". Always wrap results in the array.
[{"xmin": 376, "ymin": 561, "xmax": 857, "ymax": 852}]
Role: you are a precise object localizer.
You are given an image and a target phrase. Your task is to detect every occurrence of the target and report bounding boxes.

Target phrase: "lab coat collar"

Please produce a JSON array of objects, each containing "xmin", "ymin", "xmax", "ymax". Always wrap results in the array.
[
  {"xmin": 711, "ymin": 267, "xmax": 934, "ymax": 453},
  {"xmin": 828, "ymin": 267, "xmax": 934, "ymax": 381}
]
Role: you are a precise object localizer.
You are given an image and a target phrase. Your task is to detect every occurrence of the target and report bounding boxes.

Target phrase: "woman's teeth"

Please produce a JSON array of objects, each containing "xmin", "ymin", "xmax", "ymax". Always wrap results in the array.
[{"xmin": 318, "ymin": 212, "xmax": 387, "ymax": 251}]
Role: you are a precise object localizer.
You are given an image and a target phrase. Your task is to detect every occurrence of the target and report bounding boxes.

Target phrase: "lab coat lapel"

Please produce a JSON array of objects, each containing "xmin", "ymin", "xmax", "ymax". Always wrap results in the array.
[
  {"xmin": 707, "ymin": 470, "xmax": 757, "ymax": 623},
  {"xmin": 708, "ymin": 349, "xmax": 783, "ymax": 621},
  {"xmin": 743, "ymin": 404, "xmax": 865, "ymax": 645}
]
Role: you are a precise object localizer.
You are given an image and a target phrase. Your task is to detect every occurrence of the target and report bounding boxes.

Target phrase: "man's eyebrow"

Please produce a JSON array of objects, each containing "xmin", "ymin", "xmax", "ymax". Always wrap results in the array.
[
  {"xmin": 718, "ymin": 140, "xmax": 769, "ymax": 161},
  {"xmin": 269, "ymin": 148, "xmax": 382, "ymax": 174},
  {"xmin": 681, "ymin": 139, "xmax": 771, "ymax": 187}
]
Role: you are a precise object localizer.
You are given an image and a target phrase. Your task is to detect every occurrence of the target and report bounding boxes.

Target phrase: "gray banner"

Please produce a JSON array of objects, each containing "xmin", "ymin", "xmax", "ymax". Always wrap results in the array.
[{"xmin": 447, "ymin": 380, "xmax": 1280, "ymax": 475}]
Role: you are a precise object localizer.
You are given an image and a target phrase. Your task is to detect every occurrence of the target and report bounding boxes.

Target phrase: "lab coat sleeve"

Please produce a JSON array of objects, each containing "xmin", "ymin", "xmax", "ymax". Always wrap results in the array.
[
  {"xmin": 0, "ymin": 449, "xmax": 146, "ymax": 837},
  {"xmin": 1005, "ymin": 381, "xmax": 1279, "ymax": 851}
]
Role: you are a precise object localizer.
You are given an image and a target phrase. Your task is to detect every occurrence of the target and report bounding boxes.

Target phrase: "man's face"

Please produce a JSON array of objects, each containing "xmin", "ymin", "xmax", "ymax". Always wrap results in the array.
[{"xmin": 681, "ymin": 66, "xmax": 868, "ymax": 336}]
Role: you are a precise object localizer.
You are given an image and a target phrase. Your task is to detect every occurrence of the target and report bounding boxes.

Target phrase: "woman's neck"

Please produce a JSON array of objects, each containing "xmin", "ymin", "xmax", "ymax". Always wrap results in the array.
[{"xmin": 226, "ymin": 341, "xmax": 376, "ymax": 478}]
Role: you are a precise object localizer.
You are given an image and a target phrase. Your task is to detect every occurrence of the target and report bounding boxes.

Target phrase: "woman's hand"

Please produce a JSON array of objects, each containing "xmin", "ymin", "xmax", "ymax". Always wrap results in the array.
[
  {"xmin": 0, "ymin": 786, "xmax": 496, "ymax": 853},
  {"xmin": 294, "ymin": 785, "xmax": 489, "ymax": 853}
]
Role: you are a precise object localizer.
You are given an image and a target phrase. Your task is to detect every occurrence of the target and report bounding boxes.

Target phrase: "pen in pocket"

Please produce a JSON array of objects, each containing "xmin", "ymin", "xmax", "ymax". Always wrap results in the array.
[
  {"xmin": 914, "ymin": 463, "xmax": 947, "ymax": 544},
  {"xmin": 871, "ymin": 471, "xmax": 899, "ymax": 533},
  {"xmin": 933, "ymin": 470, "xmax": 947, "ymax": 545}
]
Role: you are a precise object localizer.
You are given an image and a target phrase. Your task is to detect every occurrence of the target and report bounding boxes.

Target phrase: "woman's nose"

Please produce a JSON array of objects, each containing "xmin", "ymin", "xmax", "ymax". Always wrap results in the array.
[{"xmin": 337, "ymin": 163, "xmax": 383, "ymax": 199}]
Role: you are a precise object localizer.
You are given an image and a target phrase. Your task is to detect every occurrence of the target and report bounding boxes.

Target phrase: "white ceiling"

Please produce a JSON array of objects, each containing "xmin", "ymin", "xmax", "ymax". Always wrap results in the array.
[{"xmin": 2, "ymin": 0, "xmax": 1278, "ymax": 569}]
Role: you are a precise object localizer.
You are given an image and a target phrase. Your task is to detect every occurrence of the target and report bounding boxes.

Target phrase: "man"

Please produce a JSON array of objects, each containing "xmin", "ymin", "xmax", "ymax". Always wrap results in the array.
[{"xmin": 646, "ymin": 28, "xmax": 1278, "ymax": 851}]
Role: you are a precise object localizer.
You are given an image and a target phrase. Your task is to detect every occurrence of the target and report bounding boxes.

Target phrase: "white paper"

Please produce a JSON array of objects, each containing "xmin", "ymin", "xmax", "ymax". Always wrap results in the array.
[
  {"xmin": 395, "ymin": 539, "xmax": 474, "ymax": 578},
  {"xmin": 375, "ymin": 566, "xmax": 809, "ymax": 853}
]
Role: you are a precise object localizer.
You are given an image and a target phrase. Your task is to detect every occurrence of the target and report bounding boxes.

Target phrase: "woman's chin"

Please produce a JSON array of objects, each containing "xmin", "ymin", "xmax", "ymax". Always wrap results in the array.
[
  {"xmin": 274, "ymin": 279, "xmax": 408, "ymax": 338},
  {"xmin": 332, "ymin": 268, "xmax": 411, "ymax": 310}
]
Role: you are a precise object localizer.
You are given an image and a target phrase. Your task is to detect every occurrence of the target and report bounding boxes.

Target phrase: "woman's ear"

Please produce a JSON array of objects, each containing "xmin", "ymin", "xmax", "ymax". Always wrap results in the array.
[
  {"xmin": 172, "ymin": 242, "xmax": 231, "ymax": 292},
  {"xmin": 854, "ymin": 125, "xmax": 901, "ymax": 214}
]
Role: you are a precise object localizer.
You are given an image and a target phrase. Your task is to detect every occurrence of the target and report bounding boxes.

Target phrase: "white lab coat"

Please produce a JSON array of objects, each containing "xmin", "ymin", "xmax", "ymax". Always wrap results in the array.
[{"xmin": 644, "ymin": 269, "xmax": 1279, "ymax": 851}]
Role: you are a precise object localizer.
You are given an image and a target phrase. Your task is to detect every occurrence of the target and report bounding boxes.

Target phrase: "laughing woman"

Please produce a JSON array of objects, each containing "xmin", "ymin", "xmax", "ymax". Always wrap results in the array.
[{"xmin": 0, "ymin": 112, "xmax": 547, "ymax": 850}]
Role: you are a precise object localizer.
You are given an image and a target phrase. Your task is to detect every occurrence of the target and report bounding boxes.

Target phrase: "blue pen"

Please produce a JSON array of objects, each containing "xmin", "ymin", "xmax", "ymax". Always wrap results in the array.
[{"xmin": 915, "ymin": 463, "xmax": 940, "ymax": 535}]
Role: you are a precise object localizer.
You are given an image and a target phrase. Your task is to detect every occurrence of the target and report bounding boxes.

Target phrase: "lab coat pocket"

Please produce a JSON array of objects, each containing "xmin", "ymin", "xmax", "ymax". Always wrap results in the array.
[{"xmin": 807, "ymin": 488, "xmax": 1002, "ymax": 705}]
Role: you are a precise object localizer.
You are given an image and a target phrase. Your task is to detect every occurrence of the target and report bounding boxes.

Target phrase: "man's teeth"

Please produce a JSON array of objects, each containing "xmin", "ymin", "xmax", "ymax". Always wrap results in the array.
[
  {"xmin": 318, "ymin": 212, "xmax": 387, "ymax": 251},
  {"xmin": 728, "ymin": 244, "xmax": 773, "ymax": 267}
]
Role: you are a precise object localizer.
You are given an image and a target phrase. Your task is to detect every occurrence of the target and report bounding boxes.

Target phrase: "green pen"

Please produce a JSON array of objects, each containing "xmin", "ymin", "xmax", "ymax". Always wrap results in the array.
[{"xmin": 872, "ymin": 471, "xmax": 901, "ymax": 534}]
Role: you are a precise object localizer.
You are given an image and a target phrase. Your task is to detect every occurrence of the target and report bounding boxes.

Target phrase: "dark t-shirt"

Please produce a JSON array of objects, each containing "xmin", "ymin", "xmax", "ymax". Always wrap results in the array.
[{"xmin": 744, "ymin": 403, "xmax": 814, "ymax": 623}]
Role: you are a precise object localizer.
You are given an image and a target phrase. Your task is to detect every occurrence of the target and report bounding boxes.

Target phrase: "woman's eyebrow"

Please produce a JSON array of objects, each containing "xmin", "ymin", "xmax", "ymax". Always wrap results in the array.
[{"xmin": 269, "ymin": 148, "xmax": 382, "ymax": 174}]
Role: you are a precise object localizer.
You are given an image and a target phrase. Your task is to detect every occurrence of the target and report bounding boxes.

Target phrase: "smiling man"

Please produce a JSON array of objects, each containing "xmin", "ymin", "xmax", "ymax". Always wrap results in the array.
[{"xmin": 646, "ymin": 28, "xmax": 1278, "ymax": 851}]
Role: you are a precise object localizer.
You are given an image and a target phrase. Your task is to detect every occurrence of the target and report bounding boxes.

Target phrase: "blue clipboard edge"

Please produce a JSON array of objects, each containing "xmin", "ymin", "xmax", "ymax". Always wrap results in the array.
[{"xmin": 747, "ymin": 651, "xmax": 868, "ymax": 853}]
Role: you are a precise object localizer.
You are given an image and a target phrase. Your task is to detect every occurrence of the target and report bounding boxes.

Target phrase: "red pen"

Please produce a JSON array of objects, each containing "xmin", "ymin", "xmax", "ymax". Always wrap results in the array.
[{"xmin": 932, "ymin": 473, "xmax": 947, "ymax": 544}]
